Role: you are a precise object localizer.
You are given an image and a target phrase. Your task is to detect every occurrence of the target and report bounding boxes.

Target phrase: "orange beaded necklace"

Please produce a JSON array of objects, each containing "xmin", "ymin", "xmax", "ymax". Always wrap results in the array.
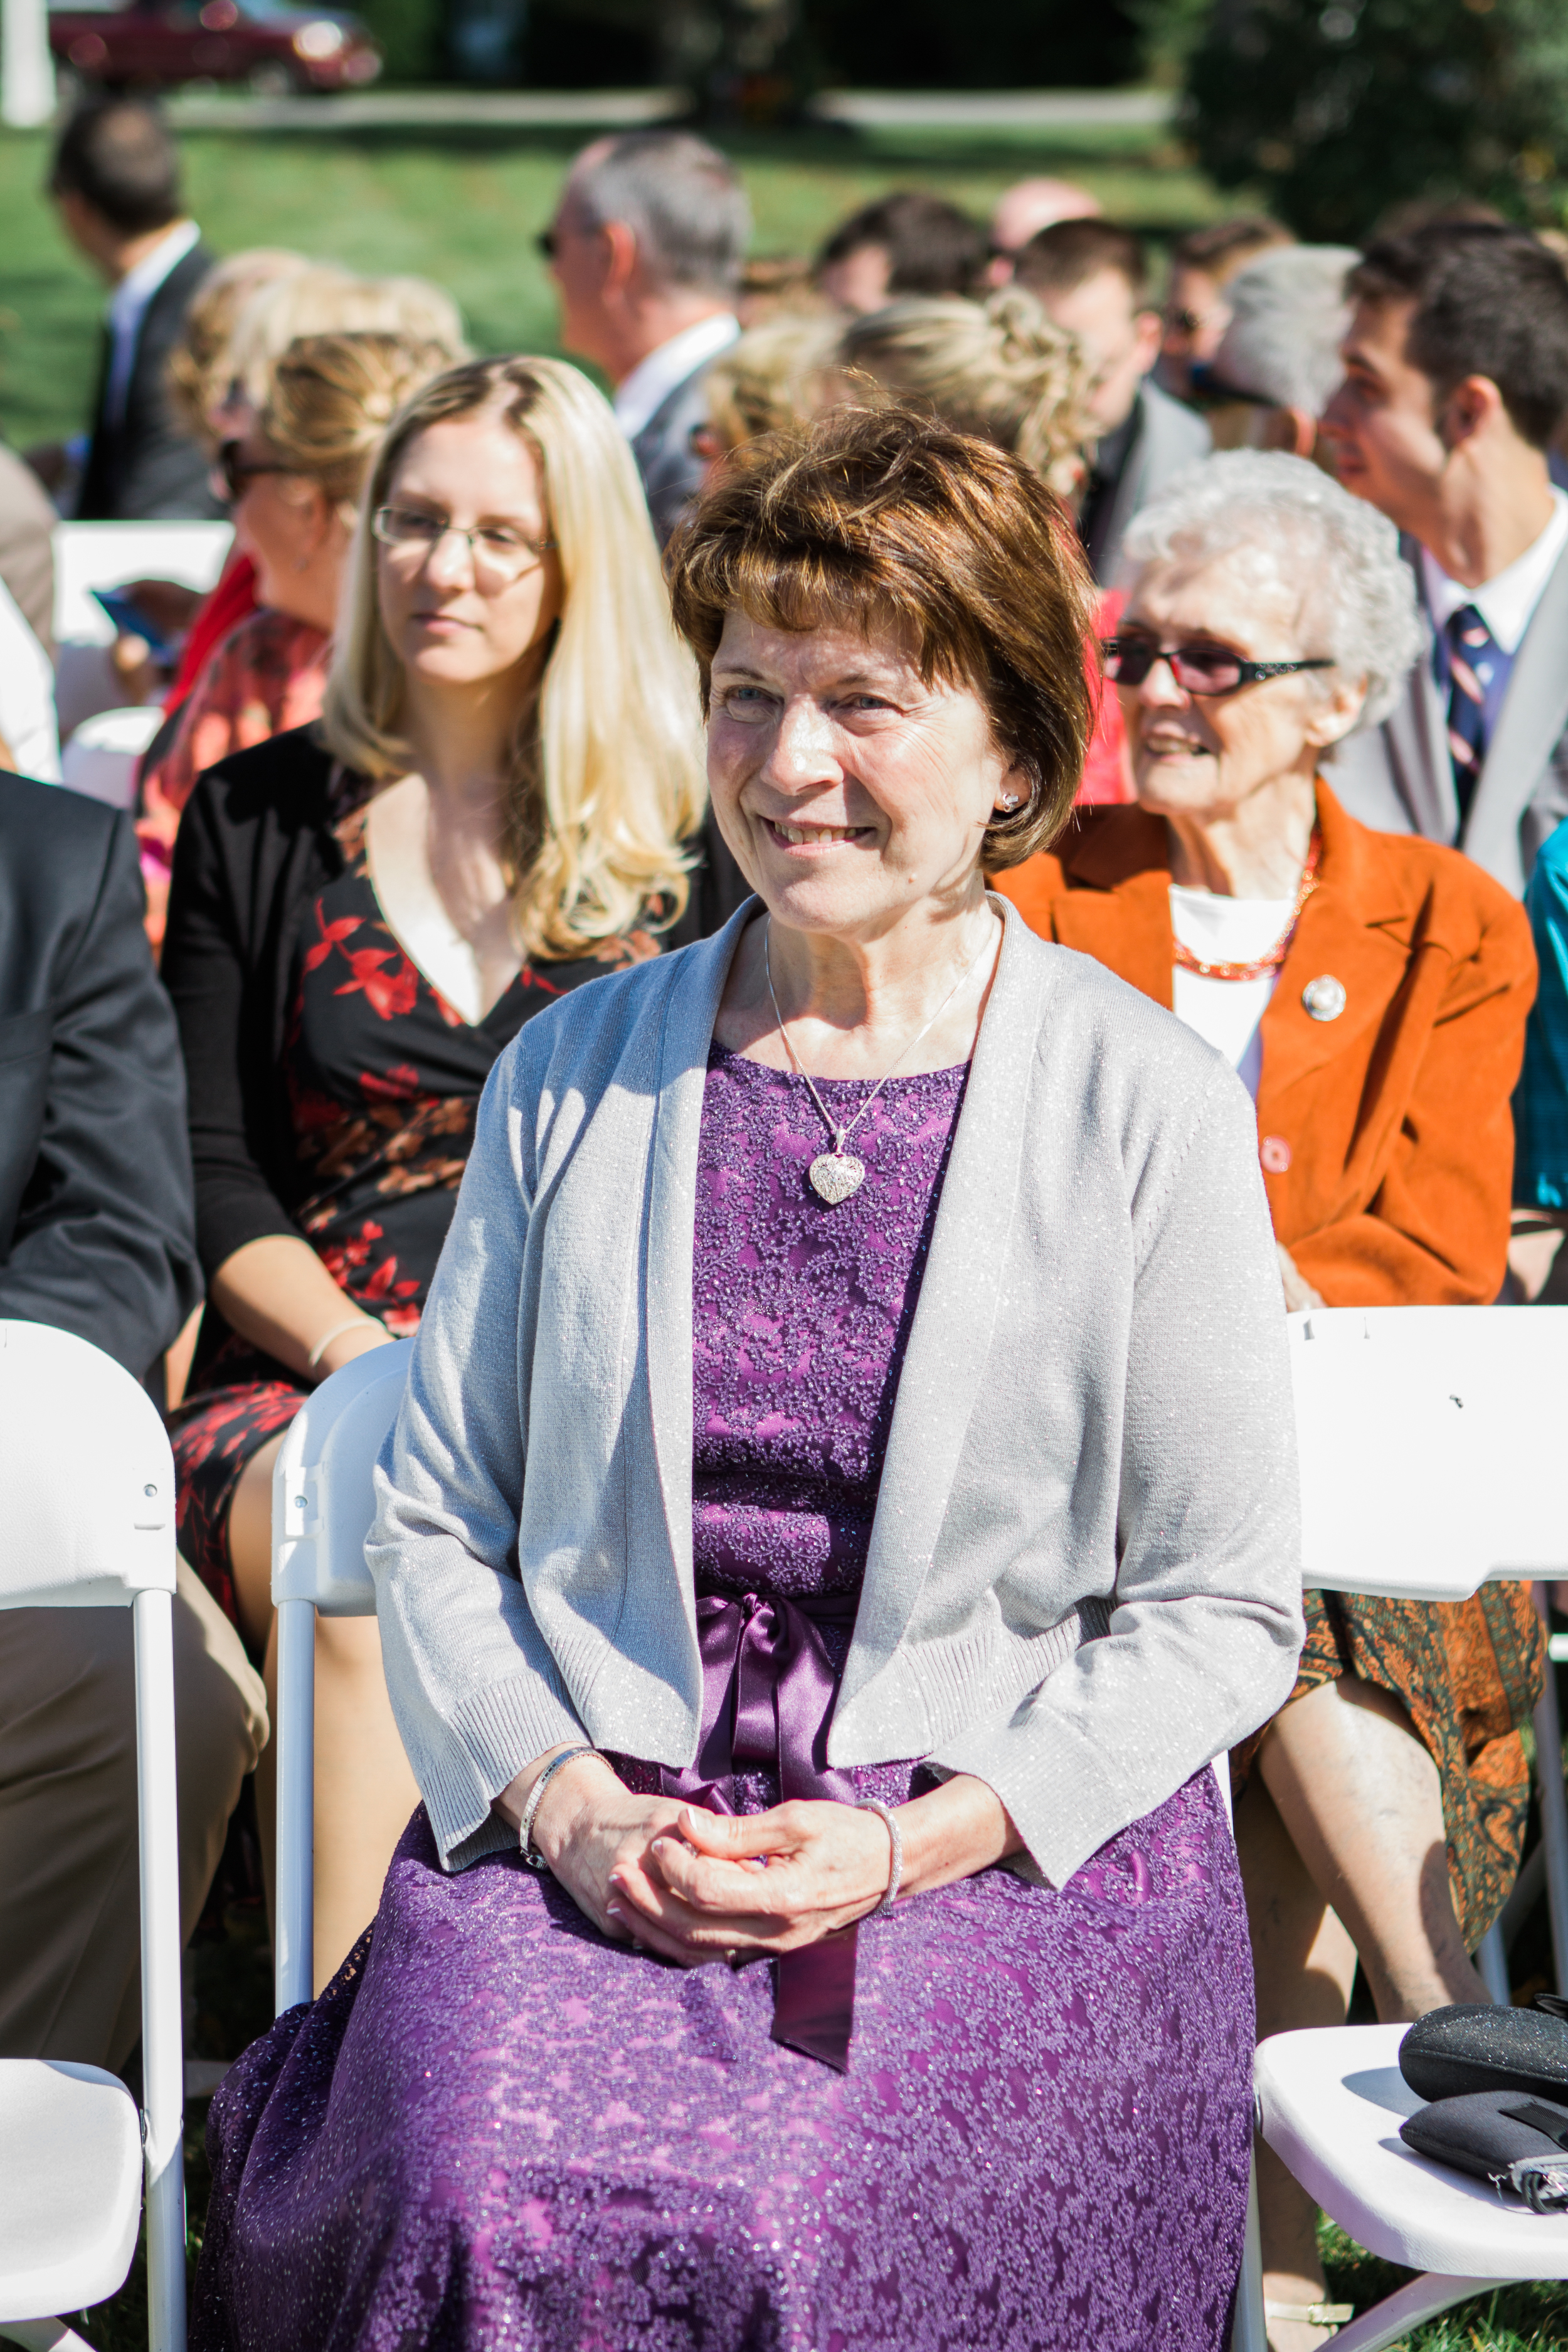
[{"xmin": 1169, "ymin": 830, "xmax": 1323, "ymax": 984}]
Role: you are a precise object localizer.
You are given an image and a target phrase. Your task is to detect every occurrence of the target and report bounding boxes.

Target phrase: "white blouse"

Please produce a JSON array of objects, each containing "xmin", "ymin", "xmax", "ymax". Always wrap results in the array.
[{"xmin": 1168, "ymin": 886, "xmax": 1295, "ymax": 1099}]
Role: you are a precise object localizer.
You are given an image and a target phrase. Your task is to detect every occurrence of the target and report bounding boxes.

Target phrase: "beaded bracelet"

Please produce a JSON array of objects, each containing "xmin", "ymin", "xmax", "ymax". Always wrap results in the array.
[
  {"xmin": 856, "ymin": 1797, "xmax": 903, "ymax": 1917},
  {"xmin": 519, "ymin": 1744, "xmax": 598, "ymax": 1872}
]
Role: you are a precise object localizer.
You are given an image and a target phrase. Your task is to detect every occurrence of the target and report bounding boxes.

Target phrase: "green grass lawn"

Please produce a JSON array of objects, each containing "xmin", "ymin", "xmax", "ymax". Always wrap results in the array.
[{"xmin": 0, "ymin": 114, "xmax": 1222, "ymax": 448}]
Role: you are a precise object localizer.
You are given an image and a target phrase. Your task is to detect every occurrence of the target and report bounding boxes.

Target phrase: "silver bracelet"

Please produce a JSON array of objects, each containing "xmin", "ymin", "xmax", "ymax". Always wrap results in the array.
[
  {"xmin": 856, "ymin": 1797, "xmax": 903, "ymax": 1917},
  {"xmin": 306, "ymin": 1315, "xmax": 378, "ymax": 1371},
  {"xmin": 519, "ymin": 1744, "xmax": 598, "ymax": 1872}
]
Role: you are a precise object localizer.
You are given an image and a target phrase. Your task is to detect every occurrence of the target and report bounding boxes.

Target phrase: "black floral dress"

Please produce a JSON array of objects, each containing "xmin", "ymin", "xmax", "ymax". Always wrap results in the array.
[{"xmin": 171, "ymin": 801, "xmax": 655, "ymax": 1630}]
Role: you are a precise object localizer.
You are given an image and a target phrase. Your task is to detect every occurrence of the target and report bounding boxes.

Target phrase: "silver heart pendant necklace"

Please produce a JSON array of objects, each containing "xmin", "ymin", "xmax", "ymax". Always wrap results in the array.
[{"xmin": 763, "ymin": 914, "xmax": 996, "ymax": 1207}]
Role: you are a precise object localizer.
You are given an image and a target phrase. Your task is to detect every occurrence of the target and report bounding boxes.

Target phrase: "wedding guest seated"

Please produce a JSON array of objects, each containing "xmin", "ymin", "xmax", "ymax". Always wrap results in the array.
[
  {"xmin": 141, "ymin": 263, "xmax": 468, "ymax": 750},
  {"xmin": 161, "ymin": 356, "xmax": 703, "ymax": 1988},
  {"xmin": 137, "ymin": 329, "xmax": 452, "ymax": 951},
  {"xmin": 0, "ymin": 771, "xmax": 265, "ymax": 2070},
  {"xmin": 993, "ymin": 448, "xmax": 1539, "ymax": 2352},
  {"xmin": 815, "ymin": 189, "xmax": 984, "ymax": 313},
  {"xmin": 191, "ymin": 408, "xmax": 1303, "ymax": 2352},
  {"xmin": 835, "ymin": 290, "xmax": 1128, "ymax": 801}
]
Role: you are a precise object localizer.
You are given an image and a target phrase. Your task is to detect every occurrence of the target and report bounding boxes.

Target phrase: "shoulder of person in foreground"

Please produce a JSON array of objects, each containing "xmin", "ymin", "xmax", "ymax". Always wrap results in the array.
[
  {"xmin": 169, "ymin": 719, "xmax": 339, "ymax": 872},
  {"xmin": 0, "ymin": 771, "xmax": 199, "ymax": 1373}
]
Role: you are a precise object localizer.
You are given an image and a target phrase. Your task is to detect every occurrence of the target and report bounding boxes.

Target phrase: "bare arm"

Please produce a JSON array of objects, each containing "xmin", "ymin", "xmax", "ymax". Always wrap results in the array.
[{"xmin": 210, "ymin": 1231, "xmax": 396, "ymax": 1384}]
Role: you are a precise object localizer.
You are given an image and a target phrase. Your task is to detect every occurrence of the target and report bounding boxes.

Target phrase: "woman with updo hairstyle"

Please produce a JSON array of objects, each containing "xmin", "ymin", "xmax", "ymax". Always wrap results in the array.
[
  {"xmin": 189, "ymin": 406, "xmax": 1301, "ymax": 2352},
  {"xmin": 837, "ymin": 287, "xmax": 1129, "ymax": 802},
  {"xmin": 834, "ymin": 285, "xmax": 1091, "ymax": 499},
  {"xmin": 139, "ymin": 329, "xmax": 453, "ymax": 946},
  {"xmin": 161, "ymin": 355, "xmax": 704, "ymax": 1984}
]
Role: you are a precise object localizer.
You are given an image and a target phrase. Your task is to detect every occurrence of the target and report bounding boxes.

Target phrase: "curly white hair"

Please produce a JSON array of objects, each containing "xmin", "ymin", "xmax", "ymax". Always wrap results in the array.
[{"xmin": 1120, "ymin": 449, "xmax": 1422, "ymax": 730}]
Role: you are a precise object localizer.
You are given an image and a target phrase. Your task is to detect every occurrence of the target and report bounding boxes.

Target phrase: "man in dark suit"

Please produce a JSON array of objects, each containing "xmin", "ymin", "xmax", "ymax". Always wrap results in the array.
[
  {"xmin": 0, "ymin": 771, "xmax": 265, "ymax": 2069},
  {"xmin": 1322, "ymin": 224, "xmax": 1568, "ymax": 898},
  {"xmin": 48, "ymin": 97, "xmax": 221, "ymax": 522},
  {"xmin": 543, "ymin": 129, "xmax": 748, "ymax": 545},
  {"xmin": 1015, "ymin": 218, "xmax": 1212, "ymax": 585}
]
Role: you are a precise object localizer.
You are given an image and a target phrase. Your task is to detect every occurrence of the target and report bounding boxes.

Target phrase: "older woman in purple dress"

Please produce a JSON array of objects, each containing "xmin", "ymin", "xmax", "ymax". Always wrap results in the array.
[{"xmin": 193, "ymin": 407, "xmax": 1305, "ymax": 2352}]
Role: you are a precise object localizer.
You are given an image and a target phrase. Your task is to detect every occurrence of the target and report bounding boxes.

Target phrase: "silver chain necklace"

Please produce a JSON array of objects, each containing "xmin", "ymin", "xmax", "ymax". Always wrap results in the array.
[{"xmin": 764, "ymin": 914, "xmax": 996, "ymax": 1205}]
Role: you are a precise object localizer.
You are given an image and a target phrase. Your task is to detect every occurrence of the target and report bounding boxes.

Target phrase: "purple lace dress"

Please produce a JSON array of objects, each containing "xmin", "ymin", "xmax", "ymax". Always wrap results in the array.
[{"xmin": 193, "ymin": 1048, "xmax": 1256, "ymax": 2352}]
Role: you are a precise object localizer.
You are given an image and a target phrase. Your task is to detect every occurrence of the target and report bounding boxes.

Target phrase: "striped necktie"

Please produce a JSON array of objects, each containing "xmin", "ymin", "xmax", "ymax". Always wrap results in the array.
[{"xmin": 1443, "ymin": 603, "xmax": 1512, "ymax": 827}]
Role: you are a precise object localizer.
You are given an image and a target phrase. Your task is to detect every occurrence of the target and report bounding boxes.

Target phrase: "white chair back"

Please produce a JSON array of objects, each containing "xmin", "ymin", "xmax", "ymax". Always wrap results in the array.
[
  {"xmin": 0, "ymin": 1321, "xmax": 184, "ymax": 2352},
  {"xmin": 1290, "ymin": 1305, "xmax": 1568, "ymax": 1601},
  {"xmin": 270, "ymin": 1342, "xmax": 414, "ymax": 2012}
]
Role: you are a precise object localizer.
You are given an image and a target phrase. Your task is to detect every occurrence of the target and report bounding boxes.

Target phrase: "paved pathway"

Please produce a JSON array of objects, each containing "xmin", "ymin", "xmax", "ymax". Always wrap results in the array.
[{"xmin": 162, "ymin": 83, "xmax": 1174, "ymax": 134}]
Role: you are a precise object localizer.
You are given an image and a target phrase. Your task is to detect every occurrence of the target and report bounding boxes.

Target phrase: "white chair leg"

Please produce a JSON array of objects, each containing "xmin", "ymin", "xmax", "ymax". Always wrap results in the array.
[
  {"xmin": 1326, "ymin": 2274, "xmax": 1500, "ymax": 2352},
  {"xmin": 1534, "ymin": 1582, "xmax": 1568, "ymax": 1996},
  {"xmin": 134, "ymin": 1587, "xmax": 186, "ymax": 2352},
  {"xmin": 273, "ymin": 1594, "xmax": 317, "ymax": 2015},
  {"xmin": 1230, "ymin": 2147, "xmax": 1268, "ymax": 2352}
]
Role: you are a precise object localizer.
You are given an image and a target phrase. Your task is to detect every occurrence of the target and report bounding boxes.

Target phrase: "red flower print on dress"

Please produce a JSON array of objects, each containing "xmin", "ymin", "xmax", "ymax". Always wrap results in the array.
[
  {"xmin": 337, "ymin": 947, "xmax": 420, "ymax": 1020},
  {"xmin": 304, "ymin": 907, "xmax": 363, "ymax": 972},
  {"xmin": 359, "ymin": 1063, "xmax": 422, "ymax": 1101}
]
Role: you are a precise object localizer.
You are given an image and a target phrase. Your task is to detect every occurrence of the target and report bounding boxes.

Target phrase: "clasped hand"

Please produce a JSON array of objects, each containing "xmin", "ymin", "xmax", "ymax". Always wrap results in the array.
[{"xmin": 531, "ymin": 1758, "xmax": 894, "ymax": 1968}]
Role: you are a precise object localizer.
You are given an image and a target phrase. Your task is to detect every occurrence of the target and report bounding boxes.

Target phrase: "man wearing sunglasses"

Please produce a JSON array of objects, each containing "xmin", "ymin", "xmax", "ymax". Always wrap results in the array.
[
  {"xmin": 539, "ymin": 130, "xmax": 748, "ymax": 544},
  {"xmin": 1323, "ymin": 222, "xmax": 1568, "ymax": 899}
]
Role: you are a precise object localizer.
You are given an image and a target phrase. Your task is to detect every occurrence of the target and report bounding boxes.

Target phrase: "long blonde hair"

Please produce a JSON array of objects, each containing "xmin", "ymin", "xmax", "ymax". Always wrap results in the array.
[{"xmin": 322, "ymin": 356, "xmax": 706, "ymax": 955}]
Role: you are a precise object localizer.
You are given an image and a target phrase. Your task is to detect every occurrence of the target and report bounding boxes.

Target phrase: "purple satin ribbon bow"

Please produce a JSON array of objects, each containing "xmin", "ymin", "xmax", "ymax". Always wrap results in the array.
[{"xmin": 660, "ymin": 1589, "xmax": 864, "ymax": 2070}]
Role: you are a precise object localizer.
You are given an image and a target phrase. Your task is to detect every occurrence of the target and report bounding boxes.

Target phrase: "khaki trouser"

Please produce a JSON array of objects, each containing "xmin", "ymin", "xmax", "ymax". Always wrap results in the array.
[{"xmin": 0, "ymin": 1559, "xmax": 268, "ymax": 2069}]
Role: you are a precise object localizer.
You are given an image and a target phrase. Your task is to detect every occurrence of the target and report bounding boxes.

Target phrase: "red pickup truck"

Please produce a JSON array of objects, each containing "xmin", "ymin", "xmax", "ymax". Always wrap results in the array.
[{"xmin": 50, "ymin": 0, "xmax": 382, "ymax": 93}]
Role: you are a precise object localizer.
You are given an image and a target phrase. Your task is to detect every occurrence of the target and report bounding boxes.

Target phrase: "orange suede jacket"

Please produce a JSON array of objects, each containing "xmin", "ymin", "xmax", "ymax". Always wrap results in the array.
[{"xmin": 993, "ymin": 780, "xmax": 1536, "ymax": 1306}]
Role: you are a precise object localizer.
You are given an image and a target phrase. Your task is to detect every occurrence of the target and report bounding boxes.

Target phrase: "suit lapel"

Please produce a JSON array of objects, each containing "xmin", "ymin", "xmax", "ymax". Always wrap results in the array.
[
  {"xmin": 1463, "ymin": 541, "xmax": 1568, "ymax": 889},
  {"xmin": 1384, "ymin": 554, "xmax": 1459, "ymax": 842},
  {"xmin": 845, "ymin": 901, "xmax": 1047, "ymax": 1685}
]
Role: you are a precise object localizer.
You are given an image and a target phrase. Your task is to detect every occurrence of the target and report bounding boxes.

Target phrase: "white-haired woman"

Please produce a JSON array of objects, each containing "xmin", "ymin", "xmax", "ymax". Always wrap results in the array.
[
  {"xmin": 161, "ymin": 356, "xmax": 705, "ymax": 1986},
  {"xmin": 997, "ymin": 449, "xmax": 1539, "ymax": 2352}
]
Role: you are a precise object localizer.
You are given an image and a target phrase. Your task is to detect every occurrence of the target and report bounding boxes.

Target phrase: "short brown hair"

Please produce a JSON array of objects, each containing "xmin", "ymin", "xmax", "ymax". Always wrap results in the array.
[
  {"xmin": 1170, "ymin": 216, "xmax": 1293, "ymax": 284},
  {"xmin": 1348, "ymin": 225, "xmax": 1568, "ymax": 451},
  {"xmin": 1015, "ymin": 218, "xmax": 1148, "ymax": 302},
  {"xmin": 665, "ymin": 405, "xmax": 1094, "ymax": 868}
]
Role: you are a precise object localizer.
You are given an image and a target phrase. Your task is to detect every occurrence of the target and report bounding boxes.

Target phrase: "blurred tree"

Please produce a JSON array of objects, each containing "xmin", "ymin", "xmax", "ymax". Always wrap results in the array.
[
  {"xmin": 802, "ymin": 0, "xmax": 1143, "ymax": 89},
  {"xmin": 524, "ymin": 0, "xmax": 1143, "ymax": 103},
  {"xmin": 527, "ymin": 0, "xmax": 804, "ymax": 113},
  {"xmin": 356, "ymin": 0, "xmax": 442, "ymax": 78},
  {"xmin": 1170, "ymin": 0, "xmax": 1568, "ymax": 241}
]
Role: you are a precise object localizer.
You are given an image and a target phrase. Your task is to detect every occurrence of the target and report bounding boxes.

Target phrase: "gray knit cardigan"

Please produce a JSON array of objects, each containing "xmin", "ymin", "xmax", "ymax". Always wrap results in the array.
[{"xmin": 367, "ymin": 897, "xmax": 1305, "ymax": 1883}]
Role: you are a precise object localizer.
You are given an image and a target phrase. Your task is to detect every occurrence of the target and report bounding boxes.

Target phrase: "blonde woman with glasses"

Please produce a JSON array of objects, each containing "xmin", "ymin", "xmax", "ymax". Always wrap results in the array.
[{"xmin": 161, "ymin": 356, "xmax": 704, "ymax": 1987}]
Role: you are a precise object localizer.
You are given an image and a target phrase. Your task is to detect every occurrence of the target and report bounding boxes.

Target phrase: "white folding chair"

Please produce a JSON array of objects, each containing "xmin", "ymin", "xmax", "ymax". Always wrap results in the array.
[
  {"xmin": 270, "ymin": 1342, "xmax": 415, "ymax": 2013},
  {"xmin": 0, "ymin": 1322, "xmax": 186, "ymax": 2352},
  {"xmin": 1243, "ymin": 1306, "xmax": 1568, "ymax": 2350}
]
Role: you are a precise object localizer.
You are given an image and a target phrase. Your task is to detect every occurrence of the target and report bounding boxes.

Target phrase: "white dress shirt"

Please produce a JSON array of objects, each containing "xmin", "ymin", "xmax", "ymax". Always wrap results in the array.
[
  {"xmin": 1169, "ymin": 885, "xmax": 1296, "ymax": 1099},
  {"xmin": 1421, "ymin": 487, "xmax": 1568, "ymax": 655},
  {"xmin": 612, "ymin": 312, "xmax": 740, "ymax": 442},
  {"xmin": 103, "ymin": 218, "xmax": 202, "ymax": 430}
]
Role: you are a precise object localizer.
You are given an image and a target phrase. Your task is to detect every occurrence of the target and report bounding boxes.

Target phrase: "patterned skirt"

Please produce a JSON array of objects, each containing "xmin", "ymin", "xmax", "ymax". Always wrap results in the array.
[{"xmin": 1243, "ymin": 1585, "xmax": 1544, "ymax": 1949}]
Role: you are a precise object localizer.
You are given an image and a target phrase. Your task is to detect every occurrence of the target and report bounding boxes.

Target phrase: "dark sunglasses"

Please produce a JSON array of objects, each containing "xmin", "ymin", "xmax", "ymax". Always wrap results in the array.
[
  {"xmin": 1103, "ymin": 635, "xmax": 1335, "ymax": 697},
  {"xmin": 214, "ymin": 440, "xmax": 295, "ymax": 504}
]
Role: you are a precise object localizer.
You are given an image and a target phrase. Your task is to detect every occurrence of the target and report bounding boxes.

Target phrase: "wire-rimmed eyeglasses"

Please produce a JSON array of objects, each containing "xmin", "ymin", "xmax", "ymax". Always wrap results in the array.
[
  {"xmin": 370, "ymin": 506, "xmax": 556, "ymax": 586},
  {"xmin": 1102, "ymin": 633, "xmax": 1335, "ymax": 697}
]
